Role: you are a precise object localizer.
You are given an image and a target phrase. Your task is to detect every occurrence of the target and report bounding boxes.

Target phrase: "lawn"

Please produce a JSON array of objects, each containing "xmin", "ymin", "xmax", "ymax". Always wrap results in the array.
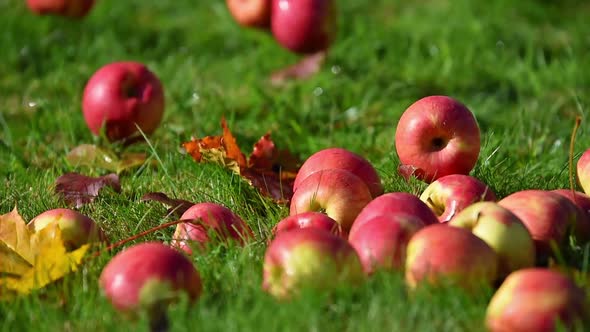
[{"xmin": 1, "ymin": 0, "xmax": 589, "ymax": 331}]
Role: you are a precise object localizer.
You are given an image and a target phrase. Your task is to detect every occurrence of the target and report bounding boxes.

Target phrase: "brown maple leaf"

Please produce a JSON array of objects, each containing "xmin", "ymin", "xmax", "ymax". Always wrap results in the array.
[{"xmin": 54, "ymin": 172, "xmax": 121, "ymax": 208}]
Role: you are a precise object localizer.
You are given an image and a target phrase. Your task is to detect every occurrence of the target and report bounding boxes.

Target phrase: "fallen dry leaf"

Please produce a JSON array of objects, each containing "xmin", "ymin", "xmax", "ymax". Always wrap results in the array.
[
  {"xmin": 54, "ymin": 172, "xmax": 121, "ymax": 208},
  {"xmin": 140, "ymin": 192, "xmax": 195, "ymax": 218},
  {"xmin": 269, "ymin": 51, "xmax": 327, "ymax": 87},
  {"xmin": 66, "ymin": 144, "xmax": 150, "ymax": 174}
]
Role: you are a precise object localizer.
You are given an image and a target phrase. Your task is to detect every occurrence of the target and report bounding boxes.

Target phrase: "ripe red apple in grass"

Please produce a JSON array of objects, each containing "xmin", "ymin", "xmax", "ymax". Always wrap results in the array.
[
  {"xmin": 405, "ymin": 224, "xmax": 498, "ymax": 291},
  {"xmin": 394, "ymin": 95, "xmax": 481, "ymax": 183},
  {"xmin": 26, "ymin": 0, "xmax": 94, "ymax": 18},
  {"xmin": 498, "ymin": 190, "xmax": 579, "ymax": 259},
  {"xmin": 273, "ymin": 211, "xmax": 342, "ymax": 238},
  {"xmin": 349, "ymin": 214, "xmax": 423, "ymax": 275},
  {"xmin": 270, "ymin": 0, "xmax": 337, "ymax": 54},
  {"xmin": 82, "ymin": 61, "xmax": 165, "ymax": 142},
  {"xmin": 551, "ymin": 189, "xmax": 590, "ymax": 243},
  {"xmin": 349, "ymin": 192, "xmax": 438, "ymax": 239},
  {"xmin": 171, "ymin": 202, "xmax": 254, "ymax": 255},
  {"xmin": 486, "ymin": 268, "xmax": 589, "ymax": 332},
  {"xmin": 28, "ymin": 208, "xmax": 106, "ymax": 250},
  {"xmin": 419, "ymin": 174, "xmax": 497, "ymax": 223},
  {"xmin": 262, "ymin": 227, "xmax": 364, "ymax": 299},
  {"xmin": 100, "ymin": 242, "xmax": 202, "ymax": 330},
  {"xmin": 577, "ymin": 148, "xmax": 590, "ymax": 195},
  {"xmin": 226, "ymin": 0, "xmax": 271, "ymax": 28},
  {"xmin": 289, "ymin": 168, "xmax": 373, "ymax": 233},
  {"xmin": 293, "ymin": 147, "xmax": 383, "ymax": 198},
  {"xmin": 448, "ymin": 202, "xmax": 535, "ymax": 278}
]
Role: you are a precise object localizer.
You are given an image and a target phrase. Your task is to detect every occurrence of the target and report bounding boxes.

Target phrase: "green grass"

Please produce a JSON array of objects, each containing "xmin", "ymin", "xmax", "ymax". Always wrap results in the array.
[{"xmin": 1, "ymin": 0, "xmax": 589, "ymax": 331}]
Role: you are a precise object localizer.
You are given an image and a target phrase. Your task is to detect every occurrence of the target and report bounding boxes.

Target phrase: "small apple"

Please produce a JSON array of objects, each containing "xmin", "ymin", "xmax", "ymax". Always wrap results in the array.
[
  {"xmin": 100, "ymin": 242, "xmax": 202, "ymax": 328},
  {"xmin": 486, "ymin": 268, "xmax": 589, "ymax": 332},
  {"xmin": 293, "ymin": 147, "xmax": 383, "ymax": 198},
  {"xmin": 270, "ymin": 0, "xmax": 337, "ymax": 54},
  {"xmin": 171, "ymin": 202, "xmax": 253, "ymax": 255},
  {"xmin": 26, "ymin": 0, "xmax": 95, "ymax": 18},
  {"xmin": 394, "ymin": 95, "xmax": 481, "ymax": 183},
  {"xmin": 419, "ymin": 174, "xmax": 496, "ymax": 223},
  {"xmin": 262, "ymin": 227, "xmax": 364, "ymax": 299},
  {"xmin": 405, "ymin": 224, "xmax": 498, "ymax": 291},
  {"xmin": 289, "ymin": 168, "xmax": 373, "ymax": 233},
  {"xmin": 348, "ymin": 214, "xmax": 423, "ymax": 275},
  {"xmin": 272, "ymin": 211, "xmax": 342, "ymax": 238},
  {"xmin": 577, "ymin": 148, "xmax": 590, "ymax": 195},
  {"xmin": 551, "ymin": 189, "xmax": 590, "ymax": 243},
  {"xmin": 498, "ymin": 190, "xmax": 579, "ymax": 259},
  {"xmin": 349, "ymin": 192, "xmax": 438, "ymax": 239},
  {"xmin": 226, "ymin": 0, "xmax": 271, "ymax": 28},
  {"xmin": 28, "ymin": 208, "xmax": 106, "ymax": 250},
  {"xmin": 82, "ymin": 61, "xmax": 165, "ymax": 142},
  {"xmin": 448, "ymin": 202, "xmax": 535, "ymax": 278}
]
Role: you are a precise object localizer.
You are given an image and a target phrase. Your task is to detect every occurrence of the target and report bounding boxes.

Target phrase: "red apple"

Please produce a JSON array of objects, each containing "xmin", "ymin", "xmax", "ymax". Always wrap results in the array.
[
  {"xmin": 270, "ymin": 0, "xmax": 337, "ymax": 54},
  {"xmin": 498, "ymin": 190, "xmax": 579, "ymax": 259},
  {"xmin": 289, "ymin": 168, "xmax": 373, "ymax": 233},
  {"xmin": 82, "ymin": 61, "xmax": 165, "ymax": 142},
  {"xmin": 293, "ymin": 147, "xmax": 383, "ymax": 198},
  {"xmin": 262, "ymin": 227, "xmax": 364, "ymax": 299},
  {"xmin": 577, "ymin": 148, "xmax": 590, "ymax": 195},
  {"xmin": 486, "ymin": 268, "xmax": 589, "ymax": 332},
  {"xmin": 226, "ymin": 0, "xmax": 271, "ymax": 28},
  {"xmin": 448, "ymin": 202, "xmax": 535, "ymax": 278},
  {"xmin": 349, "ymin": 214, "xmax": 423, "ymax": 275},
  {"xmin": 171, "ymin": 202, "xmax": 254, "ymax": 255},
  {"xmin": 551, "ymin": 189, "xmax": 590, "ymax": 243},
  {"xmin": 419, "ymin": 174, "xmax": 496, "ymax": 223},
  {"xmin": 349, "ymin": 192, "xmax": 438, "ymax": 239},
  {"xmin": 100, "ymin": 242, "xmax": 202, "ymax": 327},
  {"xmin": 405, "ymin": 224, "xmax": 498, "ymax": 291},
  {"xmin": 26, "ymin": 0, "xmax": 94, "ymax": 18},
  {"xmin": 272, "ymin": 211, "xmax": 342, "ymax": 237},
  {"xmin": 28, "ymin": 208, "xmax": 106, "ymax": 250},
  {"xmin": 394, "ymin": 95, "xmax": 481, "ymax": 183}
]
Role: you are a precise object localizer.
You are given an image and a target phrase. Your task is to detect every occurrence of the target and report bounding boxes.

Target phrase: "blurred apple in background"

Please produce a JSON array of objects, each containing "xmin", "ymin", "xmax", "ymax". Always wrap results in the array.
[
  {"xmin": 82, "ymin": 61, "xmax": 165, "ymax": 142},
  {"xmin": 262, "ymin": 227, "xmax": 364, "ymax": 299},
  {"xmin": 270, "ymin": 0, "xmax": 337, "ymax": 54},
  {"xmin": 405, "ymin": 224, "xmax": 498, "ymax": 291},
  {"xmin": 26, "ymin": 0, "xmax": 95, "ymax": 18},
  {"xmin": 28, "ymin": 208, "xmax": 106, "ymax": 250},
  {"xmin": 293, "ymin": 147, "xmax": 383, "ymax": 198},
  {"xmin": 395, "ymin": 95, "xmax": 481, "ymax": 183},
  {"xmin": 226, "ymin": 0, "xmax": 271, "ymax": 29},
  {"xmin": 171, "ymin": 202, "xmax": 253, "ymax": 255},
  {"xmin": 419, "ymin": 174, "xmax": 496, "ymax": 223},
  {"xmin": 290, "ymin": 168, "xmax": 373, "ymax": 233},
  {"xmin": 577, "ymin": 148, "xmax": 590, "ymax": 195},
  {"xmin": 486, "ymin": 268, "xmax": 589, "ymax": 332},
  {"xmin": 551, "ymin": 189, "xmax": 590, "ymax": 243},
  {"xmin": 273, "ymin": 211, "xmax": 342, "ymax": 238},
  {"xmin": 448, "ymin": 202, "xmax": 535, "ymax": 278}
]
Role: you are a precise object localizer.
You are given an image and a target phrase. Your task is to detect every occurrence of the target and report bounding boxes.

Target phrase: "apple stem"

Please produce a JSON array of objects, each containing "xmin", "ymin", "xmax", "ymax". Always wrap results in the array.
[{"xmin": 569, "ymin": 116, "xmax": 582, "ymax": 198}]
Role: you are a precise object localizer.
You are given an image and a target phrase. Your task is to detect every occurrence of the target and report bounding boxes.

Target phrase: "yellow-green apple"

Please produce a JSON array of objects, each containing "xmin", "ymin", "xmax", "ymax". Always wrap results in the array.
[
  {"xmin": 100, "ymin": 242, "xmax": 202, "ymax": 328},
  {"xmin": 26, "ymin": 0, "xmax": 94, "ymax": 18},
  {"xmin": 486, "ymin": 268, "xmax": 589, "ymax": 332},
  {"xmin": 394, "ymin": 95, "xmax": 481, "ymax": 183},
  {"xmin": 82, "ymin": 61, "xmax": 165, "ymax": 142},
  {"xmin": 226, "ymin": 0, "xmax": 271, "ymax": 28},
  {"xmin": 448, "ymin": 202, "xmax": 535, "ymax": 278},
  {"xmin": 262, "ymin": 227, "xmax": 364, "ymax": 299},
  {"xmin": 270, "ymin": 0, "xmax": 337, "ymax": 54},
  {"xmin": 28, "ymin": 208, "xmax": 106, "ymax": 250},
  {"xmin": 289, "ymin": 168, "xmax": 373, "ymax": 233},
  {"xmin": 419, "ymin": 174, "xmax": 496, "ymax": 223},
  {"xmin": 348, "ymin": 214, "xmax": 424, "ymax": 275},
  {"xmin": 349, "ymin": 192, "xmax": 438, "ymax": 239},
  {"xmin": 293, "ymin": 147, "xmax": 383, "ymax": 198},
  {"xmin": 498, "ymin": 190, "xmax": 579, "ymax": 260},
  {"xmin": 405, "ymin": 224, "xmax": 498, "ymax": 291},
  {"xmin": 272, "ymin": 212, "xmax": 342, "ymax": 238},
  {"xmin": 551, "ymin": 189, "xmax": 590, "ymax": 243},
  {"xmin": 577, "ymin": 148, "xmax": 590, "ymax": 194},
  {"xmin": 171, "ymin": 202, "xmax": 253, "ymax": 255}
]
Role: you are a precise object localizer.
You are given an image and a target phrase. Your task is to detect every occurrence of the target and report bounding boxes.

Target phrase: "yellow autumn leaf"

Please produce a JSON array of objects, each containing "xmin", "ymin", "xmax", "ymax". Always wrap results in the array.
[{"xmin": 0, "ymin": 208, "xmax": 35, "ymax": 276}]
